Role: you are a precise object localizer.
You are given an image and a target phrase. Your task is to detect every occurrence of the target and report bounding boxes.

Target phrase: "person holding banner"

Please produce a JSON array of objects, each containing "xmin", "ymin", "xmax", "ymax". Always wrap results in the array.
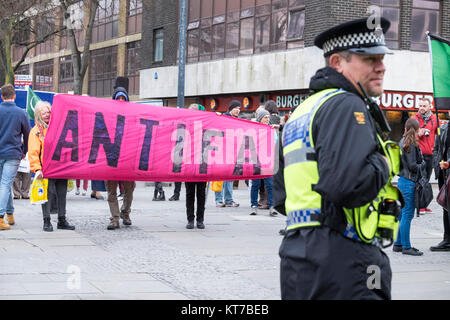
[
  {"xmin": 250, "ymin": 109, "xmax": 276, "ymax": 217},
  {"xmin": 105, "ymin": 82, "xmax": 137, "ymax": 230},
  {"xmin": 185, "ymin": 104, "xmax": 208, "ymax": 229},
  {"xmin": 215, "ymin": 100, "xmax": 241, "ymax": 208},
  {"xmin": 0, "ymin": 84, "xmax": 30, "ymax": 230},
  {"xmin": 28, "ymin": 101, "xmax": 75, "ymax": 232}
]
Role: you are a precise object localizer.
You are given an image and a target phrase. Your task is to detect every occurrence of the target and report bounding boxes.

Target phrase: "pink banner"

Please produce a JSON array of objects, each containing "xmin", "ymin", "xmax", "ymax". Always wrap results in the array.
[{"xmin": 42, "ymin": 94, "xmax": 276, "ymax": 182}]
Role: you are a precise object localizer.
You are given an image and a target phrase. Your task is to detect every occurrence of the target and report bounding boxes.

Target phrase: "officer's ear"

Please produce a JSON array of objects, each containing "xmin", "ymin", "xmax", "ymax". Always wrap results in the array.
[{"xmin": 329, "ymin": 53, "xmax": 345, "ymax": 73}]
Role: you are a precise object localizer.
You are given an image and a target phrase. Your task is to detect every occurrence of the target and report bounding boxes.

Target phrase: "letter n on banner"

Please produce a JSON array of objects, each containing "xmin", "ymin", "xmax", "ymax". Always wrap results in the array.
[
  {"xmin": 52, "ymin": 110, "xmax": 79, "ymax": 162},
  {"xmin": 88, "ymin": 112, "xmax": 125, "ymax": 168}
]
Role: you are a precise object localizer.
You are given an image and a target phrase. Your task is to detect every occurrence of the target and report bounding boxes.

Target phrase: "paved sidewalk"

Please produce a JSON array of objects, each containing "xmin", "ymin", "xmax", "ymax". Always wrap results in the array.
[{"xmin": 0, "ymin": 182, "xmax": 449, "ymax": 300}]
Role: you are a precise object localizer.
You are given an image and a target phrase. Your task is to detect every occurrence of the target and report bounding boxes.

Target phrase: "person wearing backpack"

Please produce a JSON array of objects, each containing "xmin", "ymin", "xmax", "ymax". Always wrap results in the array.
[{"xmin": 395, "ymin": 118, "xmax": 425, "ymax": 256}]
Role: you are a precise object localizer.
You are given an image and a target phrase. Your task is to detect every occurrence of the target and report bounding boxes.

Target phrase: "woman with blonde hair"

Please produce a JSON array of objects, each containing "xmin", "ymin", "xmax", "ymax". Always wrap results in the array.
[
  {"xmin": 394, "ymin": 118, "xmax": 424, "ymax": 255},
  {"xmin": 28, "ymin": 101, "xmax": 75, "ymax": 232}
]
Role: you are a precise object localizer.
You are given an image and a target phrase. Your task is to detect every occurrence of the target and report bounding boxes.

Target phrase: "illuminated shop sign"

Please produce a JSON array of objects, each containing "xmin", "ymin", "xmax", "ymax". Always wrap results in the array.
[{"xmin": 373, "ymin": 91, "xmax": 435, "ymax": 111}]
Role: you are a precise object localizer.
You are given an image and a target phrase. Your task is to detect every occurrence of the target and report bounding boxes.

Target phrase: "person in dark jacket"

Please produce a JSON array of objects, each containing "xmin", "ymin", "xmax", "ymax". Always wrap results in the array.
[
  {"xmin": 105, "ymin": 78, "xmax": 136, "ymax": 230},
  {"xmin": 393, "ymin": 118, "xmax": 425, "ymax": 256},
  {"xmin": 279, "ymin": 18, "xmax": 394, "ymax": 299},
  {"xmin": 431, "ymin": 119, "xmax": 450, "ymax": 251},
  {"xmin": 0, "ymin": 84, "xmax": 30, "ymax": 230}
]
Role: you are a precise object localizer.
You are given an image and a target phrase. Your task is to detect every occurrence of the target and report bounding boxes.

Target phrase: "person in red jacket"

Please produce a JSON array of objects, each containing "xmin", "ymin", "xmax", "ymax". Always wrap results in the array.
[{"xmin": 414, "ymin": 97, "xmax": 438, "ymax": 214}]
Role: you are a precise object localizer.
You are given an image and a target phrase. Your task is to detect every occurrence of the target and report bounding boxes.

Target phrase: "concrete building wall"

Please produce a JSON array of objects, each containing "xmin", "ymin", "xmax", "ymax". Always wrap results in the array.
[{"xmin": 140, "ymin": 47, "xmax": 433, "ymax": 99}]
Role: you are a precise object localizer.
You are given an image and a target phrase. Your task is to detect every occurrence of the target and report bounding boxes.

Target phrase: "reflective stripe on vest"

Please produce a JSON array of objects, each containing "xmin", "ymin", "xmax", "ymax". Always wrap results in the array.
[{"xmin": 283, "ymin": 89, "xmax": 345, "ymax": 231}]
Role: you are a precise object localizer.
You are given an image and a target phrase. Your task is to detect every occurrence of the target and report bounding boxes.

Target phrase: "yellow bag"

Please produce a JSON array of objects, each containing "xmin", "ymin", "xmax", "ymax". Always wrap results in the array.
[
  {"xmin": 211, "ymin": 181, "xmax": 224, "ymax": 192},
  {"xmin": 30, "ymin": 177, "xmax": 48, "ymax": 205},
  {"xmin": 67, "ymin": 179, "xmax": 74, "ymax": 192}
]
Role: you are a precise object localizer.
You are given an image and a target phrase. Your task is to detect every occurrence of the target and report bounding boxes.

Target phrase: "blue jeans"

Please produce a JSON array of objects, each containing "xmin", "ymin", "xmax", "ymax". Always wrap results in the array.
[
  {"xmin": 215, "ymin": 181, "xmax": 233, "ymax": 204},
  {"xmin": 0, "ymin": 159, "xmax": 21, "ymax": 217},
  {"xmin": 394, "ymin": 176, "xmax": 416, "ymax": 249},
  {"xmin": 251, "ymin": 177, "xmax": 273, "ymax": 208}
]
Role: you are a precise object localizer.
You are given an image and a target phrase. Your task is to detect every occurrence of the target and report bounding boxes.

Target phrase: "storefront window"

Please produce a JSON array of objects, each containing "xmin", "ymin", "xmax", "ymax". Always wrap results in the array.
[{"xmin": 411, "ymin": 0, "xmax": 440, "ymax": 51}]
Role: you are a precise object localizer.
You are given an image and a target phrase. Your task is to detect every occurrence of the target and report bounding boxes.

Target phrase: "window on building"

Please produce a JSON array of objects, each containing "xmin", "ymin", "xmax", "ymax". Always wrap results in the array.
[
  {"xmin": 35, "ymin": 14, "xmax": 55, "ymax": 55},
  {"xmin": 15, "ymin": 64, "xmax": 30, "ymax": 76},
  {"xmin": 60, "ymin": 1, "xmax": 85, "ymax": 49},
  {"xmin": 34, "ymin": 59, "xmax": 54, "ymax": 92},
  {"xmin": 126, "ymin": 41, "xmax": 141, "ymax": 96},
  {"xmin": 59, "ymin": 55, "xmax": 74, "ymax": 93},
  {"xmin": 187, "ymin": 0, "xmax": 306, "ymax": 63},
  {"xmin": 89, "ymin": 46, "xmax": 118, "ymax": 97},
  {"xmin": 127, "ymin": 0, "xmax": 142, "ymax": 35},
  {"xmin": 411, "ymin": 0, "xmax": 440, "ymax": 51},
  {"xmin": 154, "ymin": 28, "xmax": 164, "ymax": 62},
  {"xmin": 92, "ymin": 0, "xmax": 119, "ymax": 43},
  {"xmin": 370, "ymin": 0, "xmax": 400, "ymax": 49}
]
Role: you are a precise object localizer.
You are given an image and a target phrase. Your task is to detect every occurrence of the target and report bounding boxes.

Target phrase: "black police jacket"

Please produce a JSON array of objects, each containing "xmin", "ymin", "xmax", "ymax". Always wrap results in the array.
[
  {"xmin": 433, "ymin": 123, "xmax": 450, "ymax": 180},
  {"xmin": 274, "ymin": 67, "xmax": 390, "ymax": 222}
]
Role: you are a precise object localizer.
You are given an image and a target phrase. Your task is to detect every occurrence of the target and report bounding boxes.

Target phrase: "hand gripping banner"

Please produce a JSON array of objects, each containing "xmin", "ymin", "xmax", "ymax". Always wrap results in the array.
[{"xmin": 42, "ymin": 94, "xmax": 276, "ymax": 182}]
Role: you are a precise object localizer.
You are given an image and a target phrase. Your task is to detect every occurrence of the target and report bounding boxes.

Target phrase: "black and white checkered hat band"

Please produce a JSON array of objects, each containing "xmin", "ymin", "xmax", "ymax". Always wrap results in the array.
[{"xmin": 322, "ymin": 31, "xmax": 386, "ymax": 55}]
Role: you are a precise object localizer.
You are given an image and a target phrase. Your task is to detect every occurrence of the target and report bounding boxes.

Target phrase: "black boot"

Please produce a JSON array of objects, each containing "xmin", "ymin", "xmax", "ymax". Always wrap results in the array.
[
  {"xmin": 57, "ymin": 218, "xmax": 75, "ymax": 230},
  {"xmin": 169, "ymin": 193, "xmax": 179, "ymax": 201},
  {"xmin": 43, "ymin": 218, "xmax": 53, "ymax": 232},
  {"xmin": 157, "ymin": 191, "xmax": 165, "ymax": 201},
  {"xmin": 152, "ymin": 189, "xmax": 159, "ymax": 201}
]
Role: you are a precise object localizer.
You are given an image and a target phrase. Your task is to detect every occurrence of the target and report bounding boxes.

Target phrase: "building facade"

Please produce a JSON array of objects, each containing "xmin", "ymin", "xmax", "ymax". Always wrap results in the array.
[
  {"xmin": 11, "ymin": 0, "xmax": 143, "ymax": 100},
  {"xmin": 139, "ymin": 0, "xmax": 450, "ymax": 141}
]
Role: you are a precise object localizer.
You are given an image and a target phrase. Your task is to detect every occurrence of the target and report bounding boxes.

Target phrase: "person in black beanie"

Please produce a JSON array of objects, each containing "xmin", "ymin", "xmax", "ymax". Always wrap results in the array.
[{"xmin": 105, "ymin": 77, "xmax": 137, "ymax": 230}]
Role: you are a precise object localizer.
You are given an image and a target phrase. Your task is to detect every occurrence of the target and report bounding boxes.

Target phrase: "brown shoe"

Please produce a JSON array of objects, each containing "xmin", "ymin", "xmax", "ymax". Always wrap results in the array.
[
  {"xmin": 6, "ymin": 214, "xmax": 15, "ymax": 226},
  {"xmin": 0, "ymin": 218, "xmax": 10, "ymax": 230},
  {"xmin": 107, "ymin": 220, "xmax": 120, "ymax": 230},
  {"xmin": 121, "ymin": 213, "xmax": 132, "ymax": 226}
]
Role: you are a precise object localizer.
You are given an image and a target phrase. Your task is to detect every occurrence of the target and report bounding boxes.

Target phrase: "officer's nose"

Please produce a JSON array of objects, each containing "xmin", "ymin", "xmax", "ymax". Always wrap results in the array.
[{"xmin": 374, "ymin": 56, "xmax": 386, "ymax": 73}]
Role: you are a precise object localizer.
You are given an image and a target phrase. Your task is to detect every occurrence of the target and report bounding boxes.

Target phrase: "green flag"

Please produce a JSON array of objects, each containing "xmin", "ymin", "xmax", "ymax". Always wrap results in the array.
[
  {"xmin": 26, "ymin": 86, "xmax": 41, "ymax": 120},
  {"xmin": 428, "ymin": 33, "xmax": 450, "ymax": 110}
]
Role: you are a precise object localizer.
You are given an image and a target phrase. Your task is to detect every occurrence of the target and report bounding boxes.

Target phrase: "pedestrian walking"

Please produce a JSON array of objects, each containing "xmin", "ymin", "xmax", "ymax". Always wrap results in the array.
[
  {"xmin": 393, "ymin": 118, "xmax": 424, "ymax": 256},
  {"xmin": 28, "ymin": 101, "xmax": 75, "ymax": 232},
  {"xmin": 0, "ymin": 84, "xmax": 30, "ymax": 230},
  {"xmin": 278, "ymin": 18, "xmax": 400, "ymax": 299}
]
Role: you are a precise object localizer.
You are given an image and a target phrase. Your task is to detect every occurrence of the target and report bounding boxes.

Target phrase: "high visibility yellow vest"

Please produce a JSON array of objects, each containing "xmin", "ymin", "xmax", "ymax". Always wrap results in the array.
[{"xmin": 282, "ymin": 88, "xmax": 401, "ymax": 246}]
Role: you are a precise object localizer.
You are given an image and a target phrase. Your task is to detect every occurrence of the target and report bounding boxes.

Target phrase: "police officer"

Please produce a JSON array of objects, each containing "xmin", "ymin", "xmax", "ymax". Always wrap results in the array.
[{"xmin": 278, "ymin": 17, "xmax": 397, "ymax": 299}]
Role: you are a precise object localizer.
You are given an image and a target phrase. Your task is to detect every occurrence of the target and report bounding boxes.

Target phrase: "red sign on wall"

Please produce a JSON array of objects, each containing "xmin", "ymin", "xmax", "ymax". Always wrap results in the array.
[{"xmin": 373, "ymin": 90, "xmax": 435, "ymax": 111}]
